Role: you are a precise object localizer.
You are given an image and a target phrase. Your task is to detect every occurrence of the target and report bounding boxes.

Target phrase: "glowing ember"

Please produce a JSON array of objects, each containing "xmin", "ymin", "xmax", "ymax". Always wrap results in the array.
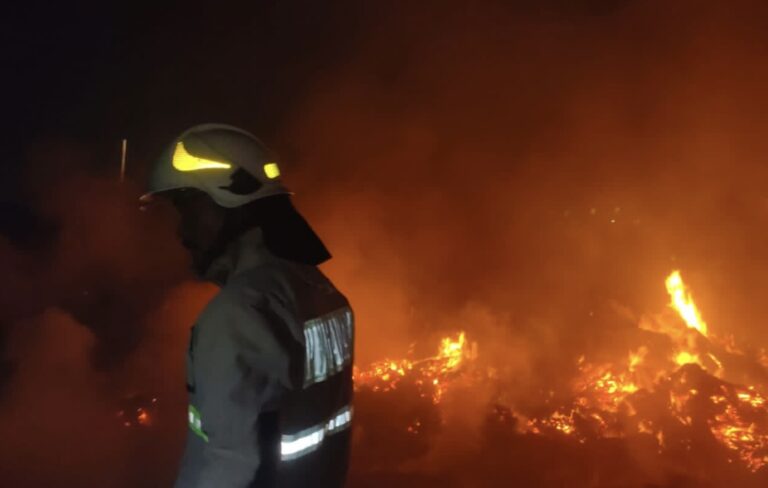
[
  {"xmin": 136, "ymin": 408, "xmax": 150, "ymax": 426},
  {"xmin": 438, "ymin": 332, "xmax": 467, "ymax": 372},
  {"xmin": 737, "ymin": 388, "xmax": 767, "ymax": 408},
  {"xmin": 709, "ymin": 386, "xmax": 768, "ymax": 471},
  {"xmin": 674, "ymin": 351, "xmax": 702, "ymax": 367},
  {"xmin": 526, "ymin": 411, "xmax": 577, "ymax": 436},
  {"xmin": 116, "ymin": 395, "xmax": 157, "ymax": 428},
  {"xmin": 574, "ymin": 360, "xmax": 639, "ymax": 412},
  {"xmin": 628, "ymin": 346, "xmax": 648, "ymax": 372},
  {"xmin": 354, "ymin": 331, "xmax": 472, "ymax": 404},
  {"xmin": 514, "ymin": 272, "xmax": 768, "ymax": 472},
  {"xmin": 357, "ymin": 270, "xmax": 768, "ymax": 474}
]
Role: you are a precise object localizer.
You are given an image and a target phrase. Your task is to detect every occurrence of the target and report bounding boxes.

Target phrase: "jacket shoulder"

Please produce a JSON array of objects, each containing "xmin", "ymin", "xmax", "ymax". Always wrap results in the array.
[
  {"xmin": 195, "ymin": 283, "xmax": 296, "ymax": 387},
  {"xmin": 196, "ymin": 284, "xmax": 265, "ymax": 326}
]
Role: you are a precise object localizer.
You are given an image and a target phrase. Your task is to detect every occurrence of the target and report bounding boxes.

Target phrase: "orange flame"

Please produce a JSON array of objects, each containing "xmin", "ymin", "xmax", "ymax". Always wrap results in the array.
[
  {"xmin": 665, "ymin": 270, "xmax": 708, "ymax": 337},
  {"xmin": 354, "ymin": 331, "xmax": 472, "ymax": 404},
  {"xmin": 520, "ymin": 271, "xmax": 768, "ymax": 471},
  {"xmin": 358, "ymin": 270, "xmax": 768, "ymax": 473}
]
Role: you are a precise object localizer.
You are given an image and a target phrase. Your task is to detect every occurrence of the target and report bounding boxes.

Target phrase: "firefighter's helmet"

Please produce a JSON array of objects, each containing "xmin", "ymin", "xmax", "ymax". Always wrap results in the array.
[{"xmin": 141, "ymin": 124, "xmax": 289, "ymax": 208}]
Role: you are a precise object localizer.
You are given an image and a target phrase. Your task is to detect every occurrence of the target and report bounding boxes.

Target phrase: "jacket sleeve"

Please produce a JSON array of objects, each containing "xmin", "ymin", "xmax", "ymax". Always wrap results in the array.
[{"xmin": 175, "ymin": 291, "xmax": 292, "ymax": 488}]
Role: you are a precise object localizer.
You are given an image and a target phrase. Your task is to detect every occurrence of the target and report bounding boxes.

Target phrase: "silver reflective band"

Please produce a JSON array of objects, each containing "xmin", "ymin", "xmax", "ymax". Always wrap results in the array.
[
  {"xmin": 303, "ymin": 307, "xmax": 354, "ymax": 387},
  {"xmin": 281, "ymin": 405, "xmax": 353, "ymax": 461}
]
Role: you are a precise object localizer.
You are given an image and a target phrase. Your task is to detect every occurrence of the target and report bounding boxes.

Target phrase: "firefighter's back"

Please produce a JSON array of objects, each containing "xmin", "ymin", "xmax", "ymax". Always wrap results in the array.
[{"xmin": 231, "ymin": 259, "xmax": 354, "ymax": 487}]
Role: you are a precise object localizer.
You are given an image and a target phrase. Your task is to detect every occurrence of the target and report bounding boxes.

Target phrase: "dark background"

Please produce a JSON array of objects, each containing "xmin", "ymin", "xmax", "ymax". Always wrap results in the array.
[{"xmin": 2, "ymin": 1, "xmax": 362, "ymax": 193}]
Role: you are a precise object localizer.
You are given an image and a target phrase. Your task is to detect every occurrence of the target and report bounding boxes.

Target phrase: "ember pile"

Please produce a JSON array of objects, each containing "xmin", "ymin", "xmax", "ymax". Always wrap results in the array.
[
  {"xmin": 354, "ymin": 331, "xmax": 475, "ymax": 405},
  {"xmin": 352, "ymin": 270, "xmax": 768, "ymax": 484}
]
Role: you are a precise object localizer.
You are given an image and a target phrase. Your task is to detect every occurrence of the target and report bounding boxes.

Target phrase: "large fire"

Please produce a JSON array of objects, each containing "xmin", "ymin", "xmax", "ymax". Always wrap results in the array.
[{"xmin": 353, "ymin": 270, "xmax": 768, "ymax": 475}]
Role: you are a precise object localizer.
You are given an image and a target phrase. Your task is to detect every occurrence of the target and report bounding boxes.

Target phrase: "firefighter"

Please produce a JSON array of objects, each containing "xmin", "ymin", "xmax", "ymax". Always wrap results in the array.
[{"xmin": 140, "ymin": 124, "xmax": 354, "ymax": 487}]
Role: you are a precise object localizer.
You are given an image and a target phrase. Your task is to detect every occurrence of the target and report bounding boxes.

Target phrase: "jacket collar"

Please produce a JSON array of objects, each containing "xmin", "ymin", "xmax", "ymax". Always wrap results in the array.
[{"xmin": 204, "ymin": 227, "xmax": 276, "ymax": 285}]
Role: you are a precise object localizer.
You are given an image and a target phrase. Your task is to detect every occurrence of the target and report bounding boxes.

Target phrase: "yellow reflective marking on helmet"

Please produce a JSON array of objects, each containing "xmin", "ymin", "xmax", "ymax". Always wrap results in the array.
[
  {"xmin": 172, "ymin": 142, "xmax": 232, "ymax": 172},
  {"xmin": 264, "ymin": 163, "xmax": 280, "ymax": 179}
]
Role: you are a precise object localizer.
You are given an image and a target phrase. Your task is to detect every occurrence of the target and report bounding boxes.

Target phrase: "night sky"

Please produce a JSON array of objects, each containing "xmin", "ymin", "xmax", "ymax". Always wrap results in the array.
[
  {"xmin": 3, "ymin": 1, "xmax": 628, "ymax": 191},
  {"xmin": 3, "ymin": 1, "xmax": 365, "ymax": 197},
  {"xmin": 1, "ymin": 0, "xmax": 629, "ymax": 245}
]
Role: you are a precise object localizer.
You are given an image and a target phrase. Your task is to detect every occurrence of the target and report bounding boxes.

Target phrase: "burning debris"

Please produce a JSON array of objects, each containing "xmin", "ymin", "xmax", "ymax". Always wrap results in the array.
[
  {"xmin": 351, "ymin": 331, "xmax": 480, "ymax": 471},
  {"xmin": 504, "ymin": 270, "xmax": 768, "ymax": 473},
  {"xmin": 353, "ymin": 331, "xmax": 476, "ymax": 405},
  {"xmin": 353, "ymin": 270, "xmax": 768, "ymax": 479},
  {"xmin": 108, "ymin": 270, "xmax": 768, "ymax": 484}
]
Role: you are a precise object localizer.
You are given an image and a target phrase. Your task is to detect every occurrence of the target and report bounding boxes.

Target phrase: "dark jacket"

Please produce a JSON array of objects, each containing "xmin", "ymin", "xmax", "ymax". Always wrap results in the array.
[{"xmin": 175, "ymin": 228, "xmax": 354, "ymax": 487}]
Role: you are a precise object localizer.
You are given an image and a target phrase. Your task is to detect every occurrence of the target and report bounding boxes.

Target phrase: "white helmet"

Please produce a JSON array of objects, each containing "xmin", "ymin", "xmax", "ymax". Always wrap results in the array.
[{"xmin": 141, "ymin": 123, "xmax": 290, "ymax": 208}]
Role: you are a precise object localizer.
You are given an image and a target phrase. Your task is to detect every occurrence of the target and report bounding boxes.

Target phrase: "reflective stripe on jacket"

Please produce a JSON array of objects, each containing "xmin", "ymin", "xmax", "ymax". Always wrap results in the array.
[{"xmin": 175, "ymin": 228, "xmax": 354, "ymax": 488}]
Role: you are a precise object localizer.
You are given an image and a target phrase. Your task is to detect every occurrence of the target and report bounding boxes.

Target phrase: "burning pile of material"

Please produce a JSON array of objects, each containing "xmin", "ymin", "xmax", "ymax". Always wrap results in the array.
[
  {"xmin": 510, "ymin": 270, "xmax": 768, "ymax": 473},
  {"xmin": 354, "ymin": 331, "xmax": 475, "ymax": 405},
  {"xmin": 110, "ymin": 269, "xmax": 768, "ymax": 484},
  {"xmin": 353, "ymin": 270, "xmax": 768, "ymax": 479}
]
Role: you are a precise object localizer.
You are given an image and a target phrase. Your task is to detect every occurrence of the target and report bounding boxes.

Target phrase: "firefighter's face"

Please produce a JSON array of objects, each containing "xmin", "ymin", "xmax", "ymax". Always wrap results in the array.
[{"xmin": 170, "ymin": 190, "xmax": 227, "ymax": 275}]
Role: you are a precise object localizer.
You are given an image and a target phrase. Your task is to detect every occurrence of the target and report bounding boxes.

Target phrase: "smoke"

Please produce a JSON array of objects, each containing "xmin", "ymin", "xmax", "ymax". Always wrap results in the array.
[
  {"xmin": 0, "ymin": 139, "xmax": 205, "ymax": 487},
  {"xmin": 285, "ymin": 0, "xmax": 768, "ymax": 361},
  {"xmin": 4, "ymin": 1, "xmax": 768, "ymax": 486},
  {"xmin": 0, "ymin": 309, "xmax": 124, "ymax": 486},
  {"xmin": 282, "ymin": 1, "xmax": 768, "ymax": 484}
]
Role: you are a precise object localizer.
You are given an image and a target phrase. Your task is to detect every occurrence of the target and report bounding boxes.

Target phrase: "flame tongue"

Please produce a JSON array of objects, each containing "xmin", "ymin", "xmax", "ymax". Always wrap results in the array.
[
  {"xmin": 354, "ymin": 331, "xmax": 471, "ymax": 404},
  {"xmin": 661, "ymin": 270, "xmax": 716, "ymax": 370},
  {"xmin": 665, "ymin": 270, "xmax": 708, "ymax": 337},
  {"xmin": 355, "ymin": 270, "xmax": 768, "ymax": 473},
  {"xmin": 515, "ymin": 271, "xmax": 768, "ymax": 471}
]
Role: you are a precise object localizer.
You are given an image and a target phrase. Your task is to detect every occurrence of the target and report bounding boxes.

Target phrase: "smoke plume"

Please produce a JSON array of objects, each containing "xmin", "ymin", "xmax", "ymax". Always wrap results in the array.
[{"xmin": 4, "ymin": 1, "xmax": 768, "ymax": 486}]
